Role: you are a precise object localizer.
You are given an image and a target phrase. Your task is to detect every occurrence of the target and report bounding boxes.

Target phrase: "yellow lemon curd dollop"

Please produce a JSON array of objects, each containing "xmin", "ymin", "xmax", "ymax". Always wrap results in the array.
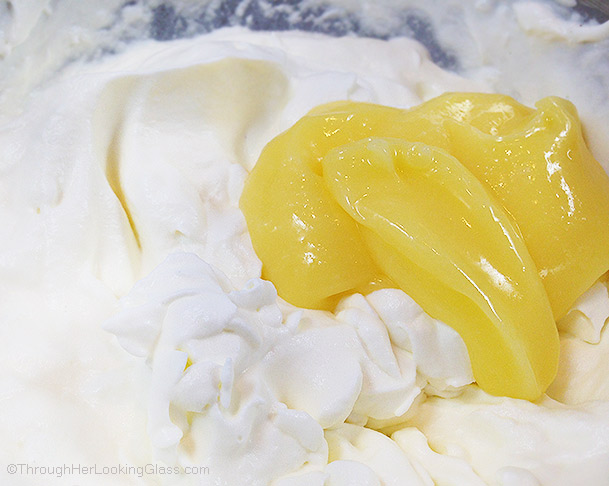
[{"xmin": 240, "ymin": 93, "xmax": 609, "ymax": 400}]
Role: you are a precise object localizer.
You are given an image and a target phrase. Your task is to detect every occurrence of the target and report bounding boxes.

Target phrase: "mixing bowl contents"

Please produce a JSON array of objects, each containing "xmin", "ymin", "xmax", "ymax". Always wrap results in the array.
[{"xmin": 1, "ymin": 1, "xmax": 609, "ymax": 485}]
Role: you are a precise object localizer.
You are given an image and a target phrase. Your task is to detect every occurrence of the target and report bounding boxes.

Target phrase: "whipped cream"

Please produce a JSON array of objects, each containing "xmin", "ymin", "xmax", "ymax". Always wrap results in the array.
[
  {"xmin": 515, "ymin": 2, "xmax": 609, "ymax": 42},
  {"xmin": 105, "ymin": 252, "xmax": 472, "ymax": 484},
  {"xmin": 1, "ymin": 1, "xmax": 609, "ymax": 485}
]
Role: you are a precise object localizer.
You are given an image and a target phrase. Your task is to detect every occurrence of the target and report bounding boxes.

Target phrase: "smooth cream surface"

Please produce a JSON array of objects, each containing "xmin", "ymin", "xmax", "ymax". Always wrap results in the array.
[{"xmin": 1, "ymin": 2, "xmax": 609, "ymax": 485}]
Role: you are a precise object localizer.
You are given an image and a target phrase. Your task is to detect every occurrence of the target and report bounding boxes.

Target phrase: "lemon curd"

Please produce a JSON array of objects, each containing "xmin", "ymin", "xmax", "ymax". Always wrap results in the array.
[{"xmin": 240, "ymin": 93, "xmax": 609, "ymax": 400}]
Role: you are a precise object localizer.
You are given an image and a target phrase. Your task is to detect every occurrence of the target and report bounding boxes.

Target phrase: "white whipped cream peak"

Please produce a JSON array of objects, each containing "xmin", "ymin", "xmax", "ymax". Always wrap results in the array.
[
  {"xmin": 106, "ymin": 251, "xmax": 476, "ymax": 483},
  {"xmin": 557, "ymin": 279, "xmax": 609, "ymax": 344}
]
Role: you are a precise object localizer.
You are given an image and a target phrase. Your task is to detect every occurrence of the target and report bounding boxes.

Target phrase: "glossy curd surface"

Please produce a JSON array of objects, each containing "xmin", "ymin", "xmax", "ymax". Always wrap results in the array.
[{"xmin": 241, "ymin": 93, "xmax": 609, "ymax": 400}]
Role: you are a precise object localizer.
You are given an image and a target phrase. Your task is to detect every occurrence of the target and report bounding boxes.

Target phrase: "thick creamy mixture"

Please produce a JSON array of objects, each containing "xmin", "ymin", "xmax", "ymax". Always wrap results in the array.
[{"xmin": 1, "ymin": 1, "xmax": 609, "ymax": 485}]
